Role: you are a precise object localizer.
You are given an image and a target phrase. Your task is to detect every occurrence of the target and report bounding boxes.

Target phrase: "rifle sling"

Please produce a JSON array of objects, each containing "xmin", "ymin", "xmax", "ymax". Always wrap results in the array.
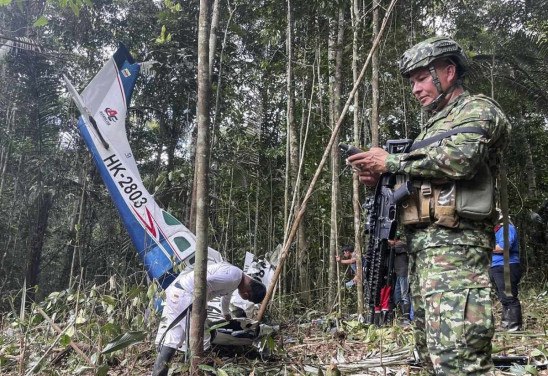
[{"xmin": 409, "ymin": 126, "xmax": 489, "ymax": 152}]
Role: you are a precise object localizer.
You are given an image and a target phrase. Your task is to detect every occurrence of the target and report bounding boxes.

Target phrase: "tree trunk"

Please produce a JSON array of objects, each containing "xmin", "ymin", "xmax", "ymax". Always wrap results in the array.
[
  {"xmin": 208, "ymin": 0, "xmax": 219, "ymax": 81},
  {"xmin": 522, "ymin": 123, "xmax": 537, "ymax": 198},
  {"xmin": 211, "ymin": 3, "xmax": 235, "ymax": 147},
  {"xmin": 0, "ymin": 140, "xmax": 10, "ymax": 201},
  {"xmin": 328, "ymin": 8, "xmax": 344, "ymax": 310},
  {"xmin": 25, "ymin": 190, "xmax": 53, "ymax": 302},
  {"xmin": 371, "ymin": 0, "xmax": 380, "ymax": 147},
  {"xmin": 66, "ymin": 166, "xmax": 88, "ymax": 290},
  {"xmin": 1, "ymin": 155, "xmax": 24, "ymax": 283},
  {"xmin": 285, "ymin": 0, "xmax": 309, "ymax": 304},
  {"xmin": 222, "ymin": 165, "xmax": 235, "ymax": 259},
  {"xmin": 189, "ymin": 152, "xmax": 198, "ymax": 233},
  {"xmin": 524, "ymin": 141, "xmax": 536, "ymax": 198},
  {"xmin": 254, "ymin": 177, "xmax": 260, "ymax": 254},
  {"xmin": 351, "ymin": 0, "xmax": 364, "ymax": 315},
  {"xmin": 283, "ymin": 5, "xmax": 292, "ymax": 238},
  {"xmin": 189, "ymin": 0, "xmax": 211, "ymax": 372},
  {"xmin": 0, "ymin": 105, "xmax": 16, "ymax": 200}
]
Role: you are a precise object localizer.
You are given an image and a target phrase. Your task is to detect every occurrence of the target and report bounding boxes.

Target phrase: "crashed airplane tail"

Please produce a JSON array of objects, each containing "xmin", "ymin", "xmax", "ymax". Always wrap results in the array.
[{"xmin": 64, "ymin": 44, "xmax": 221, "ymax": 289}]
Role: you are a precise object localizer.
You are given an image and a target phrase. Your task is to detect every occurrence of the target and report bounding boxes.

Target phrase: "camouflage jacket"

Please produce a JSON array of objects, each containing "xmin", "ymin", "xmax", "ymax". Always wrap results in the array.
[{"xmin": 385, "ymin": 91, "xmax": 511, "ymax": 252}]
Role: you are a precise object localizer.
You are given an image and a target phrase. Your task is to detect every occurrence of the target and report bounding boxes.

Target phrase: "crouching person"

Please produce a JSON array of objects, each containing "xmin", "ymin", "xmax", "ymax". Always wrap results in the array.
[{"xmin": 152, "ymin": 262, "xmax": 266, "ymax": 376}]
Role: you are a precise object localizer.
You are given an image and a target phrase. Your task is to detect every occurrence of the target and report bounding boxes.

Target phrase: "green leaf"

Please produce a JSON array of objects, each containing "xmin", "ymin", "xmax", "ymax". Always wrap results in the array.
[
  {"xmin": 217, "ymin": 369, "xmax": 229, "ymax": 376},
  {"xmin": 60, "ymin": 333, "xmax": 72, "ymax": 347},
  {"xmin": 102, "ymin": 295, "xmax": 117, "ymax": 306},
  {"xmin": 146, "ymin": 283, "xmax": 157, "ymax": 300},
  {"xmin": 101, "ymin": 322, "xmax": 121, "ymax": 337},
  {"xmin": 524, "ymin": 365, "xmax": 539, "ymax": 375},
  {"xmin": 156, "ymin": 25, "xmax": 172, "ymax": 44},
  {"xmin": 198, "ymin": 364, "xmax": 216, "ymax": 372},
  {"xmin": 207, "ymin": 321, "xmax": 229, "ymax": 332},
  {"xmin": 33, "ymin": 16, "xmax": 48, "ymax": 27},
  {"xmin": 96, "ymin": 363, "xmax": 110, "ymax": 376},
  {"xmin": 127, "ymin": 286, "xmax": 142, "ymax": 299},
  {"xmin": 68, "ymin": 0, "xmax": 80, "ymax": 17},
  {"xmin": 0, "ymin": 0, "xmax": 12, "ymax": 6},
  {"xmin": 101, "ymin": 331, "xmax": 146, "ymax": 354},
  {"xmin": 73, "ymin": 365, "xmax": 95, "ymax": 375}
]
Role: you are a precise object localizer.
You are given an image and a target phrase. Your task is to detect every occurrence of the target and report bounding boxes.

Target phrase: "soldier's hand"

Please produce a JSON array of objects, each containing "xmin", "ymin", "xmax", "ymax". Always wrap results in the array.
[
  {"xmin": 347, "ymin": 147, "xmax": 388, "ymax": 173},
  {"xmin": 347, "ymin": 147, "xmax": 388, "ymax": 186},
  {"xmin": 357, "ymin": 170, "xmax": 382, "ymax": 187}
]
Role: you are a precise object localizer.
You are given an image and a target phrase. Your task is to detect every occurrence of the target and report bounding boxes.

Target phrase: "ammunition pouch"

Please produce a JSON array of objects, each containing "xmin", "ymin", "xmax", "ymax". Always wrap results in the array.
[
  {"xmin": 456, "ymin": 162, "xmax": 495, "ymax": 220},
  {"xmin": 397, "ymin": 162, "xmax": 495, "ymax": 228}
]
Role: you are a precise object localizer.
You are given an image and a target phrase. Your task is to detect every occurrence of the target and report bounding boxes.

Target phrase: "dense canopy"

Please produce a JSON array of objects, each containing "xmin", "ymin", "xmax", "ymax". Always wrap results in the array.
[{"xmin": 0, "ymin": 0, "xmax": 547, "ymax": 374}]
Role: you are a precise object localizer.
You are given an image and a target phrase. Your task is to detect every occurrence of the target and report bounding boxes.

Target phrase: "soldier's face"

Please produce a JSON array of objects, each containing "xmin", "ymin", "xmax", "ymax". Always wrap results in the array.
[
  {"xmin": 409, "ymin": 64, "xmax": 454, "ymax": 107},
  {"xmin": 409, "ymin": 68, "xmax": 438, "ymax": 107}
]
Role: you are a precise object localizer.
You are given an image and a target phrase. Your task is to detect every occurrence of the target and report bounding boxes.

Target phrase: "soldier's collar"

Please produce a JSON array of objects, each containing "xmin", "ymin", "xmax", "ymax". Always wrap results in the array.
[{"xmin": 425, "ymin": 91, "xmax": 470, "ymax": 124}]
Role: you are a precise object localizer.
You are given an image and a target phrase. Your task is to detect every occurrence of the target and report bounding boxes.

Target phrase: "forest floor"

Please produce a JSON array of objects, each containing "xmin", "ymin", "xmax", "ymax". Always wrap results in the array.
[
  {"xmin": 0, "ymin": 284, "xmax": 547, "ymax": 375},
  {"xmin": 156, "ymin": 293, "xmax": 548, "ymax": 376}
]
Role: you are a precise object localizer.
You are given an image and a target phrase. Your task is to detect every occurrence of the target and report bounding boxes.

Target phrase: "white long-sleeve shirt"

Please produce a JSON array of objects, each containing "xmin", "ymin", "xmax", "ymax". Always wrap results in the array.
[{"xmin": 173, "ymin": 262, "xmax": 243, "ymax": 316}]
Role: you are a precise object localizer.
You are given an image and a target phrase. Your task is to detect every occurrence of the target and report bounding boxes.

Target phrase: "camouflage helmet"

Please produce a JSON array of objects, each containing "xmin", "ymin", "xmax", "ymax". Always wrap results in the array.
[{"xmin": 399, "ymin": 36, "xmax": 468, "ymax": 78}]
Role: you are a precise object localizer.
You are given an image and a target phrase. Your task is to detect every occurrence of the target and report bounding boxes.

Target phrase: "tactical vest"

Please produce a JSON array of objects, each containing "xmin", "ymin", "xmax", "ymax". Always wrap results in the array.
[{"xmin": 397, "ymin": 95, "xmax": 502, "ymax": 228}]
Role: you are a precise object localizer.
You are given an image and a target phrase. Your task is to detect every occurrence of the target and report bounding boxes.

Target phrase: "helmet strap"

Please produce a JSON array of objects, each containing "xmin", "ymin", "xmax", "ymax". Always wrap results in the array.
[
  {"xmin": 425, "ymin": 65, "xmax": 460, "ymax": 113},
  {"xmin": 428, "ymin": 65, "xmax": 443, "ymax": 93}
]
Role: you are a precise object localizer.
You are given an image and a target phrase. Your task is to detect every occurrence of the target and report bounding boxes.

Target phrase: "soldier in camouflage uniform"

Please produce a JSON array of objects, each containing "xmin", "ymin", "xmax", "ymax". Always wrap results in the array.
[{"xmin": 347, "ymin": 36, "xmax": 510, "ymax": 375}]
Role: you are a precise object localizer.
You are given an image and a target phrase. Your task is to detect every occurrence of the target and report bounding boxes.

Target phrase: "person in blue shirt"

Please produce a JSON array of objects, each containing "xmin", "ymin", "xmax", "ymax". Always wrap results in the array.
[{"xmin": 489, "ymin": 214, "xmax": 522, "ymax": 331}]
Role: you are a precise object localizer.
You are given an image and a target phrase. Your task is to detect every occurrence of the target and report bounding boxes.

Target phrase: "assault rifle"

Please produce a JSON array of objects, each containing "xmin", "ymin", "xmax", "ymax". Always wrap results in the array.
[{"xmin": 340, "ymin": 140, "xmax": 413, "ymax": 324}]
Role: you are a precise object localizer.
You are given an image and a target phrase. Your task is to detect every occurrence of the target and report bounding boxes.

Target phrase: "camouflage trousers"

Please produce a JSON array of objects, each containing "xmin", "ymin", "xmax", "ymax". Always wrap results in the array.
[{"xmin": 409, "ymin": 245, "xmax": 495, "ymax": 375}]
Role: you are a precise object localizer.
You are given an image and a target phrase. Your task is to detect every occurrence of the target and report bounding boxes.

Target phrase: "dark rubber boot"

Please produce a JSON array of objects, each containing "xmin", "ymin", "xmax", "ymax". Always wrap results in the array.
[
  {"xmin": 506, "ymin": 305, "xmax": 523, "ymax": 332},
  {"xmin": 151, "ymin": 346, "xmax": 177, "ymax": 376},
  {"xmin": 366, "ymin": 312, "xmax": 374, "ymax": 325},
  {"xmin": 373, "ymin": 311, "xmax": 381, "ymax": 327},
  {"xmin": 401, "ymin": 303, "xmax": 411, "ymax": 325},
  {"xmin": 381, "ymin": 310, "xmax": 391, "ymax": 326},
  {"xmin": 500, "ymin": 306, "xmax": 510, "ymax": 329}
]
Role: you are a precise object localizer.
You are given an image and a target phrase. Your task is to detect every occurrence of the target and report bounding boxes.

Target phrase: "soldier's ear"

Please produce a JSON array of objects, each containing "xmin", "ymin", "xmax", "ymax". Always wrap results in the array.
[{"xmin": 446, "ymin": 63, "xmax": 458, "ymax": 82}]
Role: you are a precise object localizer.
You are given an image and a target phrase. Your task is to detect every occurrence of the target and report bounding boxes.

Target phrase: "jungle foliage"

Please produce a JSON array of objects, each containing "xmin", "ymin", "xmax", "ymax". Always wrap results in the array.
[{"xmin": 0, "ymin": 0, "xmax": 547, "ymax": 374}]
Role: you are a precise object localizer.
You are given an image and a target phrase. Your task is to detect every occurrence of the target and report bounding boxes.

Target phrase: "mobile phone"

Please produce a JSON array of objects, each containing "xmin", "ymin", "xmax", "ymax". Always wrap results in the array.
[{"xmin": 339, "ymin": 143, "xmax": 363, "ymax": 157}]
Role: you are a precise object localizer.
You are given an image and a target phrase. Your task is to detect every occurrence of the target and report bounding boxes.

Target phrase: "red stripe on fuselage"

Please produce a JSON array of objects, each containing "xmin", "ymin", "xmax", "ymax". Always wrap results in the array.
[{"xmin": 132, "ymin": 206, "xmax": 157, "ymax": 238}]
